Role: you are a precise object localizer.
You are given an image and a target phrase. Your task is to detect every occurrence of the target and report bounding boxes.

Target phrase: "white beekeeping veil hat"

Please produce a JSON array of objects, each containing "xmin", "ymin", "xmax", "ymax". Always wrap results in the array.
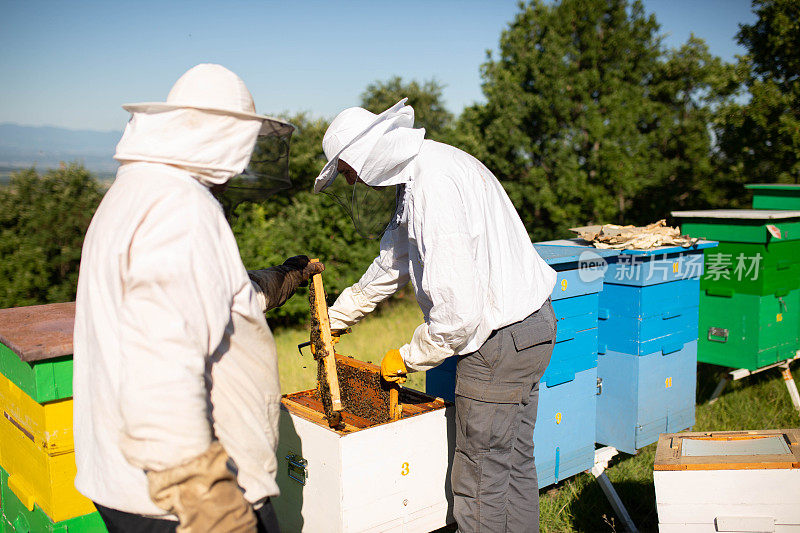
[
  {"xmin": 115, "ymin": 64, "xmax": 295, "ymax": 211},
  {"xmin": 121, "ymin": 63, "xmax": 293, "ymax": 136},
  {"xmin": 314, "ymin": 99, "xmax": 425, "ymax": 238}
]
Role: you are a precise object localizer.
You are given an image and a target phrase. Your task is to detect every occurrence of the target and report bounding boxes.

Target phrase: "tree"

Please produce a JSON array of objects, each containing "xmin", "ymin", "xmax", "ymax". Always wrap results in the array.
[
  {"xmin": 716, "ymin": 0, "xmax": 800, "ymax": 197},
  {"xmin": 360, "ymin": 77, "xmax": 454, "ymax": 141},
  {"xmin": 455, "ymin": 0, "xmax": 729, "ymax": 240},
  {"xmin": 233, "ymin": 113, "xmax": 379, "ymax": 326},
  {"xmin": 0, "ymin": 164, "xmax": 104, "ymax": 308},
  {"xmin": 640, "ymin": 36, "xmax": 737, "ymax": 212}
]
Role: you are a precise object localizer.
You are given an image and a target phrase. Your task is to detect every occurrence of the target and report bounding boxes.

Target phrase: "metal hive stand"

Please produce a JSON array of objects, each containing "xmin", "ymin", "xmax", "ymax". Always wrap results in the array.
[
  {"xmin": 708, "ymin": 351, "xmax": 800, "ymax": 412},
  {"xmin": 591, "ymin": 446, "xmax": 640, "ymax": 533}
]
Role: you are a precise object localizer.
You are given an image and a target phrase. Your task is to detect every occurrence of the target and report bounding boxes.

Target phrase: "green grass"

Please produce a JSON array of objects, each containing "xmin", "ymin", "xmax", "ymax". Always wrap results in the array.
[
  {"xmin": 271, "ymin": 296, "xmax": 800, "ymax": 533},
  {"xmin": 272, "ymin": 291, "xmax": 426, "ymax": 394}
]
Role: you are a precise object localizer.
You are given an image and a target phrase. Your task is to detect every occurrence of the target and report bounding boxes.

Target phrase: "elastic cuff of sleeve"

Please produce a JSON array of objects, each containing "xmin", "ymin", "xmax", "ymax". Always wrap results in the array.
[
  {"xmin": 119, "ymin": 433, "xmax": 211, "ymax": 472},
  {"xmin": 404, "ymin": 323, "xmax": 454, "ymax": 372},
  {"xmin": 251, "ymin": 280, "xmax": 268, "ymax": 313},
  {"xmin": 399, "ymin": 343, "xmax": 413, "ymax": 370},
  {"xmin": 328, "ymin": 284, "xmax": 373, "ymax": 330}
]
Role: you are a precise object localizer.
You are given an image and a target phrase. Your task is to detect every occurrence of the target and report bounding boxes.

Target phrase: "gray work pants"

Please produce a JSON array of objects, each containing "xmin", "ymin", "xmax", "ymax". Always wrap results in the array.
[{"xmin": 452, "ymin": 299, "xmax": 556, "ymax": 533}]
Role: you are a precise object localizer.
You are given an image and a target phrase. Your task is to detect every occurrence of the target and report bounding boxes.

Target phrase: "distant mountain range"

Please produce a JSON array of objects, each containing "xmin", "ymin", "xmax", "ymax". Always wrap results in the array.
[{"xmin": 0, "ymin": 123, "xmax": 122, "ymax": 179}]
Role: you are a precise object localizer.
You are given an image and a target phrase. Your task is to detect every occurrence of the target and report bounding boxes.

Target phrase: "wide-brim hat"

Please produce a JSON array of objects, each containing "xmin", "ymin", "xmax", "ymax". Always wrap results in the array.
[
  {"xmin": 122, "ymin": 63, "xmax": 294, "ymax": 137},
  {"xmin": 314, "ymin": 98, "xmax": 408, "ymax": 193}
]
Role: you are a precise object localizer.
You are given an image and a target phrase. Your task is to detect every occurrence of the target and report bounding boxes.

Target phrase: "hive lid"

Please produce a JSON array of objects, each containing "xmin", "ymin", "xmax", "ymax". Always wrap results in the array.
[
  {"xmin": 745, "ymin": 184, "xmax": 800, "ymax": 191},
  {"xmin": 0, "ymin": 302, "xmax": 76, "ymax": 362},
  {"xmin": 654, "ymin": 429, "xmax": 800, "ymax": 471},
  {"xmin": 533, "ymin": 243, "xmax": 620, "ymax": 267},
  {"xmin": 537, "ymin": 238, "xmax": 717, "ymax": 256},
  {"xmin": 671, "ymin": 209, "xmax": 800, "ymax": 220}
]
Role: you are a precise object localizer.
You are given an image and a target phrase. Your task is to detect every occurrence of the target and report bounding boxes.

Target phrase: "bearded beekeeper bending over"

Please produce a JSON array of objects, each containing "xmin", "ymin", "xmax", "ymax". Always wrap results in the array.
[
  {"xmin": 315, "ymin": 99, "xmax": 558, "ymax": 532},
  {"xmin": 73, "ymin": 64, "xmax": 322, "ymax": 532}
]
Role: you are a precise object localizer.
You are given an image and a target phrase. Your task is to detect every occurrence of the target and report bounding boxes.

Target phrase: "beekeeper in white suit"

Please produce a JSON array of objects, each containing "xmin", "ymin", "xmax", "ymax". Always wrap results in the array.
[
  {"xmin": 316, "ymin": 99, "xmax": 558, "ymax": 532},
  {"xmin": 73, "ymin": 64, "xmax": 322, "ymax": 533}
]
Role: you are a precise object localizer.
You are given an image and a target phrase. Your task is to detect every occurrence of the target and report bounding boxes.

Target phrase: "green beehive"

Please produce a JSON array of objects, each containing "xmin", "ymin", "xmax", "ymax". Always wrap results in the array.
[
  {"xmin": 0, "ymin": 344, "xmax": 73, "ymax": 404},
  {"xmin": 673, "ymin": 209, "xmax": 800, "ymax": 243},
  {"xmin": 746, "ymin": 184, "xmax": 800, "ymax": 210},
  {"xmin": 674, "ymin": 210, "xmax": 800, "ymax": 296},
  {"xmin": 673, "ymin": 210, "xmax": 800, "ymax": 370},
  {"xmin": 0, "ymin": 303, "xmax": 105, "ymax": 529},
  {"xmin": 699, "ymin": 241, "xmax": 800, "ymax": 295},
  {"xmin": 698, "ymin": 288, "xmax": 800, "ymax": 370}
]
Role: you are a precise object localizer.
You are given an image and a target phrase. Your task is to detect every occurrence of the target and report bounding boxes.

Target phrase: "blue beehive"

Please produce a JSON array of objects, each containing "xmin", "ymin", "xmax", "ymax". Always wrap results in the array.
[
  {"xmin": 598, "ymin": 248, "xmax": 707, "ymax": 356},
  {"xmin": 426, "ymin": 245, "xmax": 619, "ymax": 488},
  {"xmin": 539, "ymin": 239, "xmax": 716, "ymax": 454},
  {"xmin": 595, "ymin": 341, "xmax": 697, "ymax": 454},
  {"xmin": 534, "ymin": 366, "xmax": 598, "ymax": 487}
]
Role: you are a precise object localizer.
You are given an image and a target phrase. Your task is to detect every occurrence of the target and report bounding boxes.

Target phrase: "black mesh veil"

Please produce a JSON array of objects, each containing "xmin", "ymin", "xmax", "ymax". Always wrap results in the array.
[
  {"xmin": 323, "ymin": 179, "xmax": 404, "ymax": 240},
  {"xmin": 214, "ymin": 123, "xmax": 293, "ymax": 215}
]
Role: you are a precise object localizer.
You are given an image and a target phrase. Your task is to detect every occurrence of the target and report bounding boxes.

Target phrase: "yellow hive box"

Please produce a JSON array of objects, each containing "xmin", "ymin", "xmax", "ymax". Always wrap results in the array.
[
  {"xmin": 0, "ymin": 373, "xmax": 96, "ymax": 522},
  {"xmin": 0, "ymin": 372, "xmax": 73, "ymax": 454}
]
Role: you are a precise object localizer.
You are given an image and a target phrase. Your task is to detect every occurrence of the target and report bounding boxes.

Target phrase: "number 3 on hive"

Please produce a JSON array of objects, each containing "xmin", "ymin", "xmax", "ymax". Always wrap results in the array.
[{"xmin": 401, "ymin": 462, "xmax": 409, "ymax": 476}]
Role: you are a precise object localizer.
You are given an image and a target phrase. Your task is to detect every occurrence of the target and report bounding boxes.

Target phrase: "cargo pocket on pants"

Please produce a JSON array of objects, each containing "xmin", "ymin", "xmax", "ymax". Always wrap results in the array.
[
  {"xmin": 510, "ymin": 320, "xmax": 554, "ymax": 351},
  {"xmin": 510, "ymin": 315, "xmax": 556, "ymax": 380},
  {"xmin": 456, "ymin": 393, "xmax": 522, "ymax": 452},
  {"xmin": 451, "ymin": 449, "xmax": 479, "ymax": 498}
]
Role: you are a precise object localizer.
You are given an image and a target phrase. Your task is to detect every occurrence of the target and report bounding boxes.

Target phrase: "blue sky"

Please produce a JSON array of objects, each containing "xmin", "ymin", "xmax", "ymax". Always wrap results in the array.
[{"xmin": 0, "ymin": 0, "xmax": 756, "ymax": 132}]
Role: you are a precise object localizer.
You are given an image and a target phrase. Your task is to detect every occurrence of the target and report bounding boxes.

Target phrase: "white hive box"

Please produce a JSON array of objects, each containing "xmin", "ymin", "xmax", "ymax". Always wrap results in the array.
[
  {"xmin": 654, "ymin": 429, "xmax": 800, "ymax": 532},
  {"xmin": 273, "ymin": 388, "xmax": 455, "ymax": 533}
]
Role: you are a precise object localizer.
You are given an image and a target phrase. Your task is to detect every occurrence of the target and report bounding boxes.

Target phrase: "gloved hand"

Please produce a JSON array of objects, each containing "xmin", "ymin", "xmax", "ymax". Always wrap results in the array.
[
  {"xmin": 146, "ymin": 441, "xmax": 255, "ymax": 533},
  {"xmin": 248, "ymin": 255, "xmax": 325, "ymax": 312},
  {"xmin": 330, "ymin": 328, "xmax": 350, "ymax": 345},
  {"xmin": 381, "ymin": 349, "xmax": 408, "ymax": 384}
]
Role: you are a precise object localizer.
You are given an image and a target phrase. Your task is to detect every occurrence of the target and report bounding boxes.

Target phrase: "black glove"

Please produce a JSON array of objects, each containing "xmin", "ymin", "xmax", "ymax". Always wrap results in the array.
[{"xmin": 248, "ymin": 256, "xmax": 325, "ymax": 311}]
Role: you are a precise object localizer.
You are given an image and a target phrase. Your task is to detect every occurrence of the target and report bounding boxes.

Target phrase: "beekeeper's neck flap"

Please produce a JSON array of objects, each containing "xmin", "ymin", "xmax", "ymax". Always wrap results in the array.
[{"xmin": 315, "ymin": 99, "xmax": 425, "ymax": 239}]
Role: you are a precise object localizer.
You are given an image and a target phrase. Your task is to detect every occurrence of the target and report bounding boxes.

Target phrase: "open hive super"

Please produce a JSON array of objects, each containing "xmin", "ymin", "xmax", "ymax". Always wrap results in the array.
[
  {"xmin": 274, "ymin": 353, "xmax": 454, "ymax": 533},
  {"xmin": 284, "ymin": 354, "xmax": 447, "ymax": 433}
]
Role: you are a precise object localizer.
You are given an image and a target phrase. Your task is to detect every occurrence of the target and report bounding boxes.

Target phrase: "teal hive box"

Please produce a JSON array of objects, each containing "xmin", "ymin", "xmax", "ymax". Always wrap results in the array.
[
  {"xmin": 533, "ymin": 366, "xmax": 598, "ymax": 487},
  {"xmin": 746, "ymin": 183, "xmax": 800, "ymax": 210},
  {"xmin": 595, "ymin": 341, "xmax": 697, "ymax": 454}
]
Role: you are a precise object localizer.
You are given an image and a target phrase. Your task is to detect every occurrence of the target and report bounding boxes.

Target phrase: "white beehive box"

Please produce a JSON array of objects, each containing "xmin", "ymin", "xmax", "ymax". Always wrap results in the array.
[
  {"xmin": 654, "ymin": 429, "xmax": 800, "ymax": 533},
  {"xmin": 273, "ymin": 388, "xmax": 454, "ymax": 533}
]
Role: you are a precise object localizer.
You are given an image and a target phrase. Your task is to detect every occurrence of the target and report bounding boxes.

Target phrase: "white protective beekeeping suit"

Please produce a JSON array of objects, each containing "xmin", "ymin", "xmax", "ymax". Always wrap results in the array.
[
  {"xmin": 316, "ymin": 100, "xmax": 557, "ymax": 371},
  {"xmin": 73, "ymin": 64, "xmax": 291, "ymax": 519}
]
